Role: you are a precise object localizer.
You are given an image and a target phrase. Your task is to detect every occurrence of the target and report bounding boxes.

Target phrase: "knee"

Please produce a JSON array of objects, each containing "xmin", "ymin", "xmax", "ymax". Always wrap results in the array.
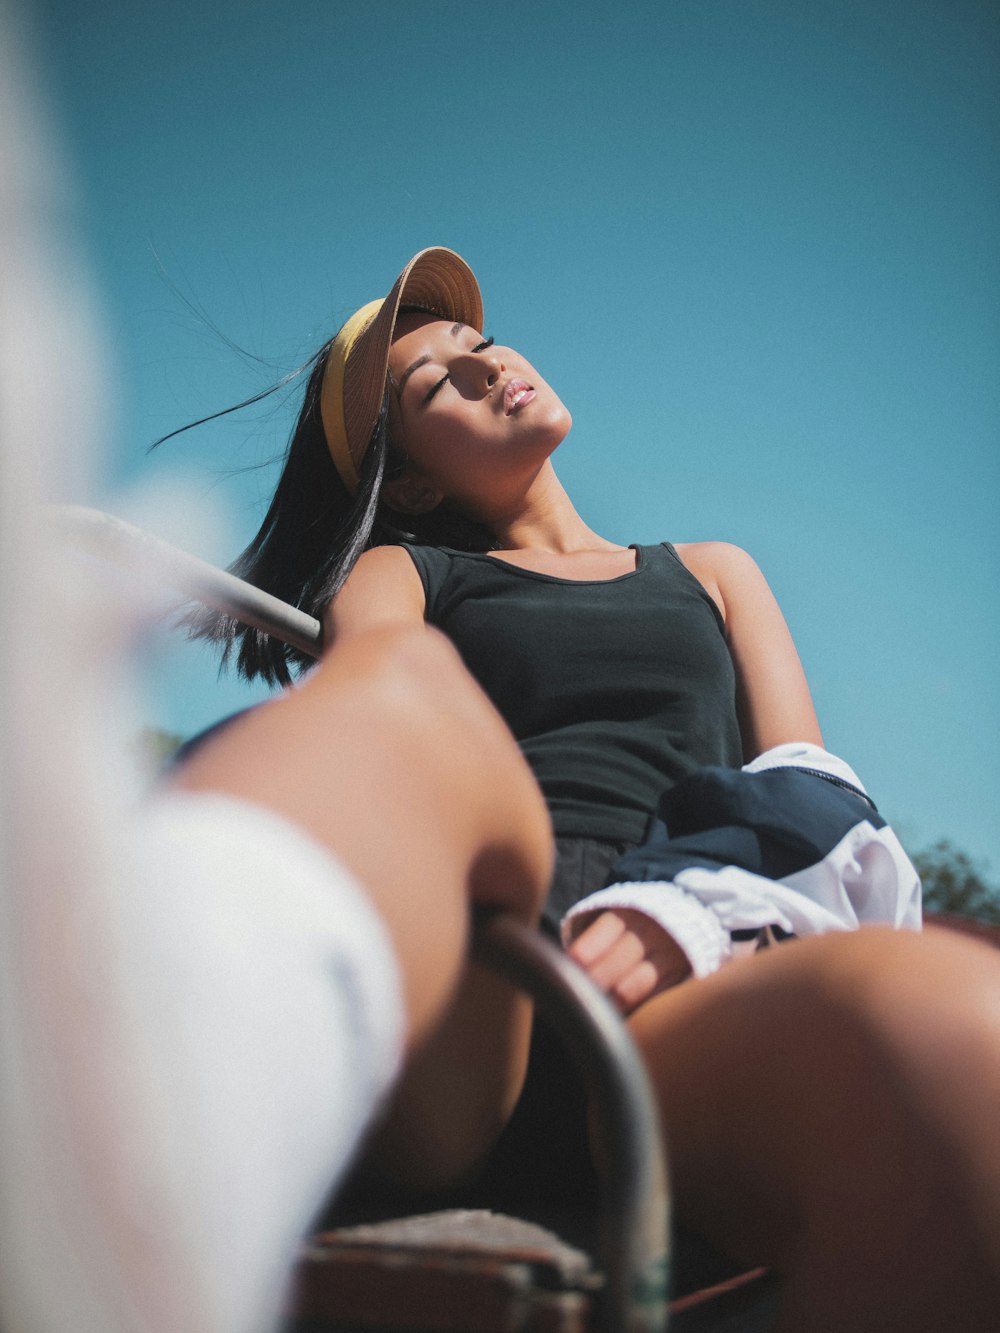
[
  {"xmin": 773, "ymin": 929, "xmax": 1000, "ymax": 1297},
  {"xmin": 800, "ymin": 926, "xmax": 1000, "ymax": 1065},
  {"xmin": 636, "ymin": 928, "xmax": 1000, "ymax": 1293},
  {"xmin": 342, "ymin": 626, "xmax": 512, "ymax": 768},
  {"xmin": 762, "ymin": 928, "xmax": 1000, "ymax": 1118},
  {"xmin": 333, "ymin": 627, "xmax": 553, "ymax": 915},
  {"xmin": 332, "ymin": 624, "xmax": 465, "ymax": 720},
  {"xmin": 382, "ymin": 629, "xmax": 554, "ymax": 890},
  {"xmin": 769, "ymin": 929, "xmax": 1000, "ymax": 1214}
]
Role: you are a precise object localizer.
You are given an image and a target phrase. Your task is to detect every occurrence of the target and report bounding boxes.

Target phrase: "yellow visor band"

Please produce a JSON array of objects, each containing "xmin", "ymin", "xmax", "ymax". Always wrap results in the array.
[
  {"xmin": 320, "ymin": 298, "xmax": 383, "ymax": 495},
  {"xmin": 318, "ymin": 248, "xmax": 483, "ymax": 498}
]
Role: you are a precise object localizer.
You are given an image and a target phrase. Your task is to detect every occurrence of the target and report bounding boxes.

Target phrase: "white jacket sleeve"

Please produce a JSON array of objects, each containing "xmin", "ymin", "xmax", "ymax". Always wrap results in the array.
[{"xmin": 561, "ymin": 743, "xmax": 921, "ymax": 979}]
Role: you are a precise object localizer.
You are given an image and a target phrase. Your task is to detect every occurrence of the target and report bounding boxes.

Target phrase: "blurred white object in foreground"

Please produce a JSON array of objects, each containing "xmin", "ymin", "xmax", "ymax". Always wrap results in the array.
[{"xmin": 0, "ymin": 10, "xmax": 403, "ymax": 1332}]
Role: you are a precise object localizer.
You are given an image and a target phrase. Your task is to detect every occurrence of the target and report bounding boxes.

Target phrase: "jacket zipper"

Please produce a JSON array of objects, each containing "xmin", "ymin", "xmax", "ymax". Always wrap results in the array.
[{"xmin": 790, "ymin": 767, "xmax": 879, "ymax": 813}]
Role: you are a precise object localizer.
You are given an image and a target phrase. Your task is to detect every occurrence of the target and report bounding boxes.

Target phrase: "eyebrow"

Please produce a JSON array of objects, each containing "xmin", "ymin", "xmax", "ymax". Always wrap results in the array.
[{"xmin": 394, "ymin": 322, "xmax": 466, "ymax": 398}]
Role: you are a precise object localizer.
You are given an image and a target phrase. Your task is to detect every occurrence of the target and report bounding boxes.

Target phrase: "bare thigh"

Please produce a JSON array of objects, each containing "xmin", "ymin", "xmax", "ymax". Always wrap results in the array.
[
  {"xmin": 177, "ymin": 628, "xmax": 553, "ymax": 1196},
  {"xmin": 628, "ymin": 926, "xmax": 1000, "ymax": 1331}
]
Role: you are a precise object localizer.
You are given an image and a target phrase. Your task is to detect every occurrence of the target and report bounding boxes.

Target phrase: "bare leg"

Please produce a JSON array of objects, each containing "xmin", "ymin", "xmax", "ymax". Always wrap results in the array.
[
  {"xmin": 178, "ymin": 623, "xmax": 555, "ymax": 1193},
  {"xmin": 176, "ymin": 624, "xmax": 553, "ymax": 1050},
  {"xmin": 628, "ymin": 925, "xmax": 1000, "ymax": 1331},
  {"xmin": 5, "ymin": 621, "xmax": 550, "ymax": 1333},
  {"xmin": 2, "ymin": 17, "xmax": 552, "ymax": 1323}
]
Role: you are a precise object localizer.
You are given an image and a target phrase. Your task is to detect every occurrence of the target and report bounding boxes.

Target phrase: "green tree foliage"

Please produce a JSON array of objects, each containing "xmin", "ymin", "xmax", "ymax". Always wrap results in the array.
[{"xmin": 913, "ymin": 839, "xmax": 1000, "ymax": 926}]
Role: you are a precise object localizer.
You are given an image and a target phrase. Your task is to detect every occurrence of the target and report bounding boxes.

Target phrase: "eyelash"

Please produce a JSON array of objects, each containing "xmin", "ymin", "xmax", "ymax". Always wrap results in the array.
[{"xmin": 423, "ymin": 336, "xmax": 495, "ymax": 404}]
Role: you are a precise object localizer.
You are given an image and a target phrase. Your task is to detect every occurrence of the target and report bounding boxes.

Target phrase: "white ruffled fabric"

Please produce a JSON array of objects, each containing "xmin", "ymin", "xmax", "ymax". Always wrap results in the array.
[{"xmin": 561, "ymin": 743, "xmax": 921, "ymax": 978}]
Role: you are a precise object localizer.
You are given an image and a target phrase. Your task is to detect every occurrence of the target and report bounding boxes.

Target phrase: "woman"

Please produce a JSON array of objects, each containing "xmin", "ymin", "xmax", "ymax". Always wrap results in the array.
[{"xmin": 185, "ymin": 248, "xmax": 1000, "ymax": 1329}]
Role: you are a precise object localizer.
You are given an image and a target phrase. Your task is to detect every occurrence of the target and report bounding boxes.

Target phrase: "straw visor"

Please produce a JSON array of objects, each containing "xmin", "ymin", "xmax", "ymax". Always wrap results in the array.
[{"xmin": 320, "ymin": 247, "xmax": 484, "ymax": 494}]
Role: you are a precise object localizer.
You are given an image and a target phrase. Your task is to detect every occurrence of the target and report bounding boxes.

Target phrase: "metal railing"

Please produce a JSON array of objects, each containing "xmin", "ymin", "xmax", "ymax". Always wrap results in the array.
[
  {"xmin": 53, "ymin": 505, "xmax": 323, "ymax": 659},
  {"xmin": 55, "ymin": 504, "xmax": 671, "ymax": 1331}
]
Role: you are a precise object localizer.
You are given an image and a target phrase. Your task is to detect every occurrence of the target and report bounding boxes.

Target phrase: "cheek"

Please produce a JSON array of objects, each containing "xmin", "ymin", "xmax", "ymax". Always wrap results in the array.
[
  {"xmin": 419, "ymin": 403, "xmax": 474, "ymax": 450},
  {"xmin": 389, "ymin": 400, "xmax": 445, "ymax": 471},
  {"xmin": 389, "ymin": 413, "xmax": 449, "ymax": 477},
  {"xmin": 385, "ymin": 394, "xmax": 404, "ymax": 449}
]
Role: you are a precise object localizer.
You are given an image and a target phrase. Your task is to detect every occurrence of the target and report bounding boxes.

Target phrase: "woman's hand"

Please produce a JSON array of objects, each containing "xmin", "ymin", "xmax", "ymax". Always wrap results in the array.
[{"xmin": 566, "ymin": 909, "xmax": 692, "ymax": 1016}]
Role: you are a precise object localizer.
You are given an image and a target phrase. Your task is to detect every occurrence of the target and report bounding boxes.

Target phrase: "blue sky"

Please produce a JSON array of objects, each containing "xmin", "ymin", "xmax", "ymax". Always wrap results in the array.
[{"xmin": 30, "ymin": 0, "xmax": 999, "ymax": 873}]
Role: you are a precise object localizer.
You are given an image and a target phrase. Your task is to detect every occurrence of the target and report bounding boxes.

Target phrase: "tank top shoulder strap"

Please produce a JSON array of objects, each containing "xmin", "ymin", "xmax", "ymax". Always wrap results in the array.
[
  {"xmin": 398, "ymin": 543, "xmax": 458, "ymax": 620},
  {"xmin": 657, "ymin": 540, "xmax": 684, "ymax": 566},
  {"xmin": 647, "ymin": 540, "xmax": 727, "ymax": 634}
]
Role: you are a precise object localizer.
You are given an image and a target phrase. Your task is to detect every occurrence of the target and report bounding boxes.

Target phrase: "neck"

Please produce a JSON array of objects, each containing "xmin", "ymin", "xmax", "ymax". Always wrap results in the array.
[{"xmin": 482, "ymin": 462, "xmax": 619, "ymax": 554}]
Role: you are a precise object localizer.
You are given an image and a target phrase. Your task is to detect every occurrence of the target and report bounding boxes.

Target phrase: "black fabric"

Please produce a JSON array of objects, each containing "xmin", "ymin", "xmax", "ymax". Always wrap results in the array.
[
  {"xmin": 611, "ymin": 764, "xmax": 886, "ymax": 886},
  {"xmin": 325, "ymin": 835, "xmax": 749, "ymax": 1289},
  {"xmin": 326, "ymin": 836, "xmax": 625, "ymax": 1233},
  {"xmin": 542, "ymin": 834, "xmax": 637, "ymax": 934},
  {"xmin": 458, "ymin": 834, "xmax": 634, "ymax": 1224},
  {"xmin": 403, "ymin": 542, "xmax": 743, "ymax": 843}
]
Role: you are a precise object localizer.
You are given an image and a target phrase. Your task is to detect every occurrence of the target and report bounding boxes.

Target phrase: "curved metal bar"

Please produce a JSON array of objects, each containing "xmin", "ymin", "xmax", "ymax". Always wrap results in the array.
[
  {"xmin": 50, "ymin": 505, "xmax": 323, "ymax": 659},
  {"xmin": 54, "ymin": 505, "xmax": 671, "ymax": 1327},
  {"xmin": 474, "ymin": 912, "xmax": 670, "ymax": 1333}
]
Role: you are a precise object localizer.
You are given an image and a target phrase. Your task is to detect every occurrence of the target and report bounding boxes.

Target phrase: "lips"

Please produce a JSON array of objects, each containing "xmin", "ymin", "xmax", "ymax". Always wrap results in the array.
[{"xmin": 503, "ymin": 378, "xmax": 535, "ymax": 415}]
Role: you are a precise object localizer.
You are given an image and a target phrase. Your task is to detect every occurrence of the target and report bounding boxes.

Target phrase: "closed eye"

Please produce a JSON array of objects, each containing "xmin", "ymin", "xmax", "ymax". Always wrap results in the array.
[
  {"xmin": 422, "ymin": 375, "xmax": 448, "ymax": 404},
  {"xmin": 422, "ymin": 336, "xmax": 495, "ymax": 404}
]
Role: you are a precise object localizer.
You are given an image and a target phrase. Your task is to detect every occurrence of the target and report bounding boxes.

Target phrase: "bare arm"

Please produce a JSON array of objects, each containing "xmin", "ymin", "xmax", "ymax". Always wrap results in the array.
[
  {"xmin": 175, "ymin": 623, "xmax": 552, "ymax": 1048},
  {"xmin": 183, "ymin": 533, "xmax": 550, "ymax": 1048},
  {"xmin": 677, "ymin": 540, "xmax": 823, "ymax": 760},
  {"xmin": 180, "ymin": 545, "xmax": 555, "ymax": 1190},
  {"xmin": 322, "ymin": 544, "xmax": 428, "ymax": 644}
]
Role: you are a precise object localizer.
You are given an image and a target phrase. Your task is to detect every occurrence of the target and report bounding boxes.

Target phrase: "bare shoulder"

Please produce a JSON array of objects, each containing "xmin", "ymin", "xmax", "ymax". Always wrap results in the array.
[
  {"xmin": 674, "ymin": 540, "xmax": 821, "ymax": 750},
  {"xmin": 672, "ymin": 541, "xmax": 765, "ymax": 622},
  {"xmin": 673, "ymin": 540, "xmax": 759, "ymax": 576},
  {"xmin": 324, "ymin": 544, "xmax": 427, "ymax": 643},
  {"xmin": 350, "ymin": 543, "xmax": 426, "ymax": 585}
]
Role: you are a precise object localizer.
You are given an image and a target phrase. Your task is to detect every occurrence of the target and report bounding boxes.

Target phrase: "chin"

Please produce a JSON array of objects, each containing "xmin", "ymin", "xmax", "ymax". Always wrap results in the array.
[{"xmin": 546, "ymin": 403, "xmax": 573, "ymax": 441}]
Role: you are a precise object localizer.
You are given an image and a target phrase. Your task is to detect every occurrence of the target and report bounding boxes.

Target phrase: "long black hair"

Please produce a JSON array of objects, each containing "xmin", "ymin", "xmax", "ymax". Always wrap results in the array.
[{"xmin": 161, "ymin": 316, "xmax": 495, "ymax": 686}]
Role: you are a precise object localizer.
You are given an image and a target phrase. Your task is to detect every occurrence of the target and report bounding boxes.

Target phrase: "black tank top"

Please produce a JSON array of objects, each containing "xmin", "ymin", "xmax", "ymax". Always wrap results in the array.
[{"xmin": 402, "ymin": 542, "xmax": 743, "ymax": 842}]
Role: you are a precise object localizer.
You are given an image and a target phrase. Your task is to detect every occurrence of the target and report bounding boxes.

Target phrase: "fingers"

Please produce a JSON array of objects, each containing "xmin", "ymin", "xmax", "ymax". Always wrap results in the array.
[
  {"xmin": 574, "ymin": 914, "xmax": 646, "ymax": 992},
  {"xmin": 612, "ymin": 958, "xmax": 663, "ymax": 1015},
  {"xmin": 567, "ymin": 909, "xmax": 693, "ymax": 1016},
  {"xmin": 567, "ymin": 908, "xmax": 630, "ymax": 969}
]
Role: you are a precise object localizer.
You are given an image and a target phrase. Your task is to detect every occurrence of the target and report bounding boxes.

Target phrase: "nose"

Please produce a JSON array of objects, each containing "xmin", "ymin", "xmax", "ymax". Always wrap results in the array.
[
  {"xmin": 482, "ymin": 350, "xmax": 503, "ymax": 389},
  {"xmin": 456, "ymin": 347, "xmax": 504, "ymax": 394}
]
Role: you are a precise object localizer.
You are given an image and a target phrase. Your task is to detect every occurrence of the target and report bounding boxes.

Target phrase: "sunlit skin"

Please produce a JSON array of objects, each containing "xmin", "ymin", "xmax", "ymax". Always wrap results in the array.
[
  {"xmin": 377, "ymin": 312, "xmax": 821, "ymax": 1017},
  {"xmin": 333, "ymin": 316, "xmax": 817, "ymax": 1025},
  {"xmin": 384, "ymin": 316, "xmax": 697, "ymax": 1008},
  {"xmin": 385, "ymin": 313, "xmax": 572, "ymax": 526},
  {"xmin": 323, "ymin": 304, "xmax": 1000, "ymax": 1328}
]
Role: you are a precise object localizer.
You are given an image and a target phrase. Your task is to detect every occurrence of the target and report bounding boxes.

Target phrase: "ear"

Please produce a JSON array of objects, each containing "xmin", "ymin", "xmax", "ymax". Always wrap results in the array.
[{"xmin": 382, "ymin": 468, "xmax": 444, "ymax": 516}]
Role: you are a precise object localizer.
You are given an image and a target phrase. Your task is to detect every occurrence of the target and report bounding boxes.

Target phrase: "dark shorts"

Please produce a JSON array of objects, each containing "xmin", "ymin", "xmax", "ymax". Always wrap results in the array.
[
  {"xmin": 466, "ymin": 833, "xmax": 753, "ymax": 1288},
  {"xmin": 460, "ymin": 835, "xmax": 638, "ymax": 1225},
  {"xmin": 541, "ymin": 835, "xmax": 638, "ymax": 935},
  {"xmin": 329, "ymin": 832, "xmax": 742, "ymax": 1285}
]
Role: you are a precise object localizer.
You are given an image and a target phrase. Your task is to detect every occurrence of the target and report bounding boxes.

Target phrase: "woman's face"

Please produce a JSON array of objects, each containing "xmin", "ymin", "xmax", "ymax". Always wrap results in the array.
[{"xmin": 385, "ymin": 312, "xmax": 571, "ymax": 513}]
